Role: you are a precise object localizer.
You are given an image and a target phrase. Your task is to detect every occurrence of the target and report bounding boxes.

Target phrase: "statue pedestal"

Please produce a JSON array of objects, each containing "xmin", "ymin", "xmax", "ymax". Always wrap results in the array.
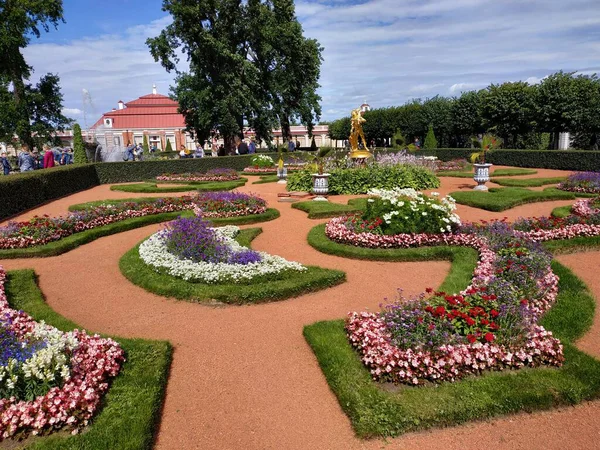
[
  {"xmin": 277, "ymin": 167, "xmax": 287, "ymax": 184},
  {"xmin": 349, "ymin": 149, "xmax": 373, "ymax": 160}
]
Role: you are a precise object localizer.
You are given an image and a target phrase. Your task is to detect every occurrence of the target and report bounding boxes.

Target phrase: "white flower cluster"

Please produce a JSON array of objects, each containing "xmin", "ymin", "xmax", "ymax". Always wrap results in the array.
[
  {"xmin": 0, "ymin": 322, "xmax": 78, "ymax": 394},
  {"xmin": 367, "ymin": 188, "xmax": 461, "ymax": 232},
  {"xmin": 251, "ymin": 154, "xmax": 275, "ymax": 165},
  {"xmin": 139, "ymin": 226, "xmax": 306, "ymax": 283}
]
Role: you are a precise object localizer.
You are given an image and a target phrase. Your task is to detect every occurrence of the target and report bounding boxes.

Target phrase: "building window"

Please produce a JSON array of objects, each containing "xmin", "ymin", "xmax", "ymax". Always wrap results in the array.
[
  {"xmin": 149, "ymin": 136, "xmax": 162, "ymax": 150},
  {"xmin": 133, "ymin": 135, "xmax": 143, "ymax": 145},
  {"xmin": 113, "ymin": 136, "xmax": 121, "ymax": 147},
  {"xmin": 166, "ymin": 134, "xmax": 176, "ymax": 149}
]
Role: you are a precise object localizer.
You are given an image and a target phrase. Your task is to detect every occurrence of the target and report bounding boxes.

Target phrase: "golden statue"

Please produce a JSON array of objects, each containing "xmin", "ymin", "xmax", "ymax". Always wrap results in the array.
[{"xmin": 349, "ymin": 107, "xmax": 373, "ymax": 159}]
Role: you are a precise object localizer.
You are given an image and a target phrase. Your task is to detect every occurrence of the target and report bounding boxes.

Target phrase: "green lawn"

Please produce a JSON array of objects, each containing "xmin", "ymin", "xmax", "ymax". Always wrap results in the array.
[
  {"xmin": 0, "ymin": 208, "xmax": 280, "ymax": 259},
  {"xmin": 69, "ymin": 197, "xmax": 164, "ymax": 211},
  {"xmin": 5, "ymin": 270, "xmax": 171, "ymax": 449},
  {"xmin": 551, "ymin": 205, "xmax": 573, "ymax": 218},
  {"xmin": 303, "ymin": 234, "xmax": 600, "ymax": 438},
  {"xmin": 491, "ymin": 176, "xmax": 566, "ymax": 187},
  {"xmin": 110, "ymin": 179, "xmax": 246, "ymax": 193},
  {"xmin": 292, "ymin": 198, "xmax": 367, "ymax": 219},
  {"xmin": 450, "ymin": 187, "xmax": 575, "ymax": 211},
  {"xmin": 252, "ymin": 175, "xmax": 279, "ymax": 184},
  {"xmin": 120, "ymin": 228, "xmax": 346, "ymax": 305}
]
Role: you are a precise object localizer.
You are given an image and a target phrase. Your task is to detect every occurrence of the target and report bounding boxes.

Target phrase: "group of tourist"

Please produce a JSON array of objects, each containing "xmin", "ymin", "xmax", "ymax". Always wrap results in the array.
[{"xmin": 0, "ymin": 145, "xmax": 74, "ymax": 175}]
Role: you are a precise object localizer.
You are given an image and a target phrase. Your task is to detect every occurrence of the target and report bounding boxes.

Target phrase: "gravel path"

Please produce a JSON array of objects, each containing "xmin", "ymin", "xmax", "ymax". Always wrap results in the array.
[{"xmin": 2, "ymin": 167, "xmax": 599, "ymax": 449}]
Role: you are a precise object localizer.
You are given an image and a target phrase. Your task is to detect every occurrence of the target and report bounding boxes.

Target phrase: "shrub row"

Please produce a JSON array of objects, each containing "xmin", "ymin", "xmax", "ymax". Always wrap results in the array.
[
  {"xmin": 0, "ymin": 165, "xmax": 99, "ymax": 220},
  {"xmin": 413, "ymin": 148, "xmax": 600, "ymax": 170},
  {"xmin": 287, "ymin": 165, "xmax": 440, "ymax": 194}
]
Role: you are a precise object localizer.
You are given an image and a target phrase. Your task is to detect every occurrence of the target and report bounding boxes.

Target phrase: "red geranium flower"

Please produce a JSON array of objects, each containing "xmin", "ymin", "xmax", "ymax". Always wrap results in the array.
[
  {"xmin": 467, "ymin": 334, "xmax": 476, "ymax": 343},
  {"xmin": 484, "ymin": 332, "xmax": 495, "ymax": 342}
]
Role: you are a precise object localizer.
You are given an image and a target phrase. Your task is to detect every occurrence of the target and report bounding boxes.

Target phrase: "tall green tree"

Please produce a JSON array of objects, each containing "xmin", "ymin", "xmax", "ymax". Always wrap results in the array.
[
  {"xmin": 452, "ymin": 90, "xmax": 484, "ymax": 146},
  {"xmin": 481, "ymin": 82, "xmax": 537, "ymax": 148},
  {"xmin": 423, "ymin": 124, "xmax": 438, "ymax": 149},
  {"xmin": 147, "ymin": 0, "xmax": 322, "ymax": 152},
  {"xmin": 72, "ymin": 123, "xmax": 86, "ymax": 163},
  {"xmin": 421, "ymin": 96, "xmax": 452, "ymax": 147},
  {"xmin": 0, "ymin": 0, "xmax": 70, "ymax": 150}
]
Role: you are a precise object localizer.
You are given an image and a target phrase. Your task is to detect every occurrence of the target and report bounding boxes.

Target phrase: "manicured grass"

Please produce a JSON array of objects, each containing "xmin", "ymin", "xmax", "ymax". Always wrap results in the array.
[
  {"xmin": 551, "ymin": 205, "xmax": 573, "ymax": 218},
  {"xmin": 450, "ymin": 187, "xmax": 575, "ymax": 212},
  {"xmin": 69, "ymin": 197, "xmax": 164, "ymax": 211},
  {"xmin": 491, "ymin": 176, "xmax": 566, "ymax": 187},
  {"xmin": 120, "ymin": 228, "xmax": 346, "ymax": 305},
  {"xmin": 438, "ymin": 168, "xmax": 537, "ymax": 178},
  {"xmin": 0, "ymin": 208, "xmax": 280, "ymax": 259},
  {"xmin": 252, "ymin": 175, "xmax": 279, "ymax": 184},
  {"xmin": 110, "ymin": 179, "xmax": 246, "ymax": 193},
  {"xmin": 5, "ymin": 270, "xmax": 171, "ymax": 449},
  {"xmin": 292, "ymin": 198, "xmax": 367, "ymax": 219},
  {"xmin": 303, "ymin": 257, "xmax": 600, "ymax": 438}
]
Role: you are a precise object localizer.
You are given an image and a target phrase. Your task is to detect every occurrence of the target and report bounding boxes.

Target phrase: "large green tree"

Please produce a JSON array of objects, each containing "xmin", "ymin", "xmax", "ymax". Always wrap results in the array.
[
  {"xmin": 147, "ymin": 0, "xmax": 323, "ymax": 152},
  {"xmin": 0, "ymin": 0, "xmax": 71, "ymax": 150},
  {"xmin": 452, "ymin": 90, "xmax": 484, "ymax": 146}
]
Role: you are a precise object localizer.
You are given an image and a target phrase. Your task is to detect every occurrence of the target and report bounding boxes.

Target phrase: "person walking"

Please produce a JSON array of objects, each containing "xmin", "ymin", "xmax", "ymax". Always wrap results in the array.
[
  {"xmin": 136, "ymin": 143, "xmax": 144, "ymax": 161},
  {"xmin": 288, "ymin": 139, "xmax": 296, "ymax": 152},
  {"xmin": 126, "ymin": 142, "xmax": 136, "ymax": 161},
  {"xmin": 18, "ymin": 148, "xmax": 34, "ymax": 172},
  {"xmin": 1, "ymin": 151, "xmax": 11, "ymax": 175},
  {"xmin": 194, "ymin": 143, "xmax": 204, "ymax": 158},
  {"xmin": 43, "ymin": 145, "xmax": 55, "ymax": 168}
]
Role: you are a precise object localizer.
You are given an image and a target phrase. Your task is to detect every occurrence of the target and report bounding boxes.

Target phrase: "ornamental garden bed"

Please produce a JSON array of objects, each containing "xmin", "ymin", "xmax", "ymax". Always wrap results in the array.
[
  {"xmin": 0, "ymin": 193, "xmax": 279, "ymax": 259},
  {"xmin": 439, "ymin": 168, "xmax": 538, "ymax": 178},
  {"xmin": 110, "ymin": 178, "xmax": 246, "ymax": 193},
  {"xmin": 1, "ymin": 269, "xmax": 171, "ymax": 448},
  {"xmin": 121, "ymin": 219, "xmax": 345, "ymax": 305},
  {"xmin": 302, "ymin": 188, "xmax": 600, "ymax": 437},
  {"xmin": 449, "ymin": 187, "xmax": 576, "ymax": 211},
  {"xmin": 558, "ymin": 172, "xmax": 600, "ymax": 194},
  {"xmin": 156, "ymin": 168, "xmax": 241, "ymax": 183}
]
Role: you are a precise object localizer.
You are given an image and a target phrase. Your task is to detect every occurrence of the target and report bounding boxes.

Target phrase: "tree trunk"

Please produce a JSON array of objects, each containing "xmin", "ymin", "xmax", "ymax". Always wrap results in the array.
[{"xmin": 9, "ymin": 50, "xmax": 33, "ymax": 151}]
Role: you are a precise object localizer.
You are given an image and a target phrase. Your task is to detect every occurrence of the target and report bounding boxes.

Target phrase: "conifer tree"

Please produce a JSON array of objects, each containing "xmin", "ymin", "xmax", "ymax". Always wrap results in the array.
[{"xmin": 424, "ymin": 125, "xmax": 438, "ymax": 149}]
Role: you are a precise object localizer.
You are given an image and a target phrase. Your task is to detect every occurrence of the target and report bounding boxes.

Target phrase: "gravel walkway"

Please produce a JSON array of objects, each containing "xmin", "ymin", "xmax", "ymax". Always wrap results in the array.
[{"xmin": 2, "ymin": 167, "xmax": 599, "ymax": 449}]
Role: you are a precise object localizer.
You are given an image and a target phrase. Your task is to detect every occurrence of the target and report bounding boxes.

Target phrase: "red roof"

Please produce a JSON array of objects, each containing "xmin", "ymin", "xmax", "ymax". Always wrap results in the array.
[{"xmin": 92, "ymin": 92, "xmax": 185, "ymax": 130}]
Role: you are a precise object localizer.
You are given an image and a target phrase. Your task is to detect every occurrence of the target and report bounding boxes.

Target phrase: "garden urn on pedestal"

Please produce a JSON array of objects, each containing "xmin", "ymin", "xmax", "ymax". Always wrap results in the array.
[
  {"xmin": 277, "ymin": 167, "xmax": 288, "ymax": 184},
  {"xmin": 312, "ymin": 173, "xmax": 330, "ymax": 201},
  {"xmin": 473, "ymin": 163, "xmax": 492, "ymax": 191}
]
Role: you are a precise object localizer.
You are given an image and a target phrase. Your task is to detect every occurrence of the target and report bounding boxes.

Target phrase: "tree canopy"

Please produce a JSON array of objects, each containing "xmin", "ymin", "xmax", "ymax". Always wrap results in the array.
[
  {"xmin": 0, "ymin": 0, "xmax": 71, "ymax": 150},
  {"xmin": 327, "ymin": 71, "xmax": 600, "ymax": 150},
  {"xmin": 147, "ymin": 0, "xmax": 323, "ymax": 151}
]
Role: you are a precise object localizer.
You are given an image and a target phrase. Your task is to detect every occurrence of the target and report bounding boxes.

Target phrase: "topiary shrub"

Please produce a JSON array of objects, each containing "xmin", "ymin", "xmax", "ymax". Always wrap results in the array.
[
  {"xmin": 143, "ymin": 135, "xmax": 149, "ymax": 153},
  {"xmin": 423, "ymin": 125, "xmax": 438, "ymax": 149},
  {"xmin": 287, "ymin": 165, "xmax": 439, "ymax": 194},
  {"xmin": 73, "ymin": 124, "xmax": 87, "ymax": 164},
  {"xmin": 165, "ymin": 140, "xmax": 173, "ymax": 152}
]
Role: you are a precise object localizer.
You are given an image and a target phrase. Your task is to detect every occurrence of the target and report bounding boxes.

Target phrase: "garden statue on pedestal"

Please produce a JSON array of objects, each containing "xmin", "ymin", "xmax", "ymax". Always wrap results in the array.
[
  {"xmin": 349, "ymin": 107, "xmax": 373, "ymax": 160},
  {"xmin": 277, "ymin": 150, "xmax": 287, "ymax": 184},
  {"xmin": 470, "ymin": 134, "xmax": 501, "ymax": 191}
]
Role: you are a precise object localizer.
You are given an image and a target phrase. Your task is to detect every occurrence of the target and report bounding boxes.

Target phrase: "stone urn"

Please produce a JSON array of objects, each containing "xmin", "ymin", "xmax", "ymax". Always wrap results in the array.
[
  {"xmin": 312, "ymin": 173, "xmax": 330, "ymax": 201},
  {"xmin": 277, "ymin": 167, "xmax": 287, "ymax": 184},
  {"xmin": 473, "ymin": 163, "xmax": 492, "ymax": 191}
]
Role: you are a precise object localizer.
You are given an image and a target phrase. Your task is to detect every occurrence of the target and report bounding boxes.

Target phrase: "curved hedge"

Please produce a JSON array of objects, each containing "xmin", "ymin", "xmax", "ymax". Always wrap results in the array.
[{"xmin": 286, "ymin": 166, "xmax": 440, "ymax": 194}]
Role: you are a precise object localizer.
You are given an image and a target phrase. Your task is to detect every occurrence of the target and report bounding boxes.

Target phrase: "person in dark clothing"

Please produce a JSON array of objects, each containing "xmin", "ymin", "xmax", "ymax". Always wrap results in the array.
[
  {"xmin": 1, "ymin": 151, "xmax": 11, "ymax": 175},
  {"xmin": 217, "ymin": 144, "xmax": 226, "ymax": 157},
  {"xmin": 235, "ymin": 136, "xmax": 249, "ymax": 155}
]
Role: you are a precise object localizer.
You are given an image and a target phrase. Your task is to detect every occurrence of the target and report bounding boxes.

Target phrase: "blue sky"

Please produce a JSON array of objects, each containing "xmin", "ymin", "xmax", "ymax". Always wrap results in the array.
[{"xmin": 22, "ymin": 0, "xmax": 600, "ymax": 125}]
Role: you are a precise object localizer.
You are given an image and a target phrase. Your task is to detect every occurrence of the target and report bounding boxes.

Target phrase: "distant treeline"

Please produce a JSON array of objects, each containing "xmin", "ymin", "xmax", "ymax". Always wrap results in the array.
[{"xmin": 327, "ymin": 71, "xmax": 600, "ymax": 150}]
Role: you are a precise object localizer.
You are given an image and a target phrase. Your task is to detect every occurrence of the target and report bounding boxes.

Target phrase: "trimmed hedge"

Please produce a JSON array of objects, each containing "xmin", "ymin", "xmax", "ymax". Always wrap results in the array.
[
  {"xmin": 95, "ymin": 154, "xmax": 279, "ymax": 183},
  {"xmin": 413, "ymin": 148, "xmax": 600, "ymax": 171},
  {"xmin": 0, "ymin": 165, "xmax": 99, "ymax": 221}
]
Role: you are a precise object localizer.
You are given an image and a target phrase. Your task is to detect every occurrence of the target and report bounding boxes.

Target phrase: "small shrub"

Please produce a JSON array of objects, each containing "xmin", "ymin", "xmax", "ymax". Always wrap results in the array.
[{"xmin": 423, "ymin": 125, "xmax": 438, "ymax": 149}]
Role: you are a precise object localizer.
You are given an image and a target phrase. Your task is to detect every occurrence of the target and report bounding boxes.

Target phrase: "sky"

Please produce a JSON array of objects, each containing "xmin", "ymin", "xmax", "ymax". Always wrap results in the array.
[{"xmin": 22, "ymin": 0, "xmax": 600, "ymax": 126}]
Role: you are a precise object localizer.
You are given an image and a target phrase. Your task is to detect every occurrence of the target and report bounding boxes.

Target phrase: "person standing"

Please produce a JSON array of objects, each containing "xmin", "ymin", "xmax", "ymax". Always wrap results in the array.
[
  {"xmin": 248, "ymin": 138, "xmax": 256, "ymax": 154},
  {"xmin": 1, "ymin": 152, "xmax": 11, "ymax": 175},
  {"xmin": 18, "ymin": 148, "xmax": 34, "ymax": 172},
  {"xmin": 194, "ymin": 143, "xmax": 204, "ymax": 158},
  {"xmin": 288, "ymin": 139, "xmax": 296, "ymax": 152},
  {"xmin": 211, "ymin": 140, "xmax": 218, "ymax": 157},
  {"xmin": 136, "ymin": 143, "xmax": 144, "ymax": 161},
  {"xmin": 43, "ymin": 145, "xmax": 55, "ymax": 168},
  {"xmin": 125, "ymin": 142, "xmax": 135, "ymax": 161},
  {"xmin": 295, "ymin": 139, "xmax": 301, "ymax": 151},
  {"xmin": 235, "ymin": 136, "xmax": 249, "ymax": 155}
]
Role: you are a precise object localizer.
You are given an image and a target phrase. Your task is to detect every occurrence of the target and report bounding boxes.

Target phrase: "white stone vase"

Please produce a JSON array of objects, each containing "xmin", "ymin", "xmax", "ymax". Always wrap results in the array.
[
  {"xmin": 473, "ymin": 163, "xmax": 492, "ymax": 191},
  {"xmin": 277, "ymin": 167, "xmax": 287, "ymax": 184},
  {"xmin": 312, "ymin": 173, "xmax": 330, "ymax": 201}
]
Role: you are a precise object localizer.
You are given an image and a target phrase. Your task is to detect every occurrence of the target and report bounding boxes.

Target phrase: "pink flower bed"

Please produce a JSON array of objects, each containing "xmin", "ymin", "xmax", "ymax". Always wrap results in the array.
[
  {"xmin": 242, "ymin": 165, "xmax": 304, "ymax": 174},
  {"xmin": 0, "ymin": 267, "xmax": 124, "ymax": 439},
  {"xmin": 571, "ymin": 198, "xmax": 600, "ymax": 217},
  {"xmin": 326, "ymin": 217, "xmax": 569, "ymax": 385}
]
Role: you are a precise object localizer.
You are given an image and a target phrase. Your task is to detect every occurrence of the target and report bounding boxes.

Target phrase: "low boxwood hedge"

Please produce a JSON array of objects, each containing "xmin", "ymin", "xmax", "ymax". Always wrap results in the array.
[{"xmin": 287, "ymin": 165, "xmax": 440, "ymax": 194}]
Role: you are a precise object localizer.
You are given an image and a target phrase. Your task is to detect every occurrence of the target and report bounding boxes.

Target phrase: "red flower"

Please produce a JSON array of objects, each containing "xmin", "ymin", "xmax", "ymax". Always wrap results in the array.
[
  {"xmin": 484, "ymin": 332, "xmax": 495, "ymax": 342},
  {"xmin": 435, "ymin": 306, "xmax": 446, "ymax": 316},
  {"xmin": 520, "ymin": 299, "xmax": 528, "ymax": 305},
  {"xmin": 466, "ymin": 317, "xmax": 475, "ymax": 326},
  {"xmin": 467, "ymin": 334, "xmax": 476, "ymax": 343},
  {"xmin": 425, "ymin": 287, "xmax": 433, "ymax": 293},
  {"xmin": 490, "ymin": 309, "xmax": 499, "ymax": 318}
]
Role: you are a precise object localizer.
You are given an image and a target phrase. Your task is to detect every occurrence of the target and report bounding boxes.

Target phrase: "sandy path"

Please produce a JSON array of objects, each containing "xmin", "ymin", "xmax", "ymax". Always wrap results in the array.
[{"xmin": 2, "ymin": 167, "xmax": 600, "ymax": 449}]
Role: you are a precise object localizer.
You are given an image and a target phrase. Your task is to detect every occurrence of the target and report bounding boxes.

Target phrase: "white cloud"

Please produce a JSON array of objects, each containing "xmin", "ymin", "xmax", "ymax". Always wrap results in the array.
[
  {"xmin": 23, "ymin": 1, "xmax": 600, "ymax": 122},
  {"xmin": 62, "ymin": 108, "xmax": 83, "ymax": 116}
]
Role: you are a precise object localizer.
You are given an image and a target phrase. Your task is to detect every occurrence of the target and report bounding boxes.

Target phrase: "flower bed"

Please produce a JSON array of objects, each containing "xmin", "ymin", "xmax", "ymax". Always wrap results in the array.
[
  {"xmin": 558, "ymin": 172, "xmax": 600, "ymax": 194},
  {"xmin": 242, "ymin": 165, "xmax": 305, "ymax": 174},
  {"xmin": 339, "ymin": 218, "xmax": 563, "ymax": 385},
  {"xmin": 0, "ymin": 267, "xmax": 124, "ymax": 439},
  {"xmin": 156, "ymin": 168, "xmax": 240, "ymax": 182},
  {"xmin": 193, "ymin": 191, "xmax": 267, "ymax": 218},
  {"xmin": 436, "ymin": 159, "xmax": 469, "ymax": 172},
  {"xmin": 0, "ymin": 192, "xmax": 269, "ymax": 250},
  {"xmin": 139, "ymin": 218, "xmax": 305, "ymax": 283}
]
